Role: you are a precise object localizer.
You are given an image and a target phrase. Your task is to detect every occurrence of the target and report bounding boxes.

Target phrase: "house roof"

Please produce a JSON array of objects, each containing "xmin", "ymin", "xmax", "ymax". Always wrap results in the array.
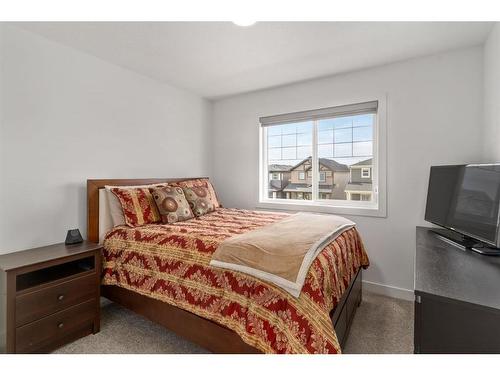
[
  {"xmin": 268, "ymin": 180, "xmax": 285, "ymax": 191},
  {"xmin": 319, "ymin": 158, "xmax": 349, "ymax": 171},
  {"xmin": 344, "ymin": 182, "xmax": 373, "ymax": 192},
  {"xmin": 268, "ymin": 164, "xmax": 293, "ymax": 172},
  {"xmin": 290, "ymin": 157, "xmax": 349, "ymax": 172},
  {"xmin": 282, "ymin": 183, "xmax": 334, "ymax": 193},
  {"xmin": 351, "ymin": 158, "xmax": 373, "ymax": 167}
]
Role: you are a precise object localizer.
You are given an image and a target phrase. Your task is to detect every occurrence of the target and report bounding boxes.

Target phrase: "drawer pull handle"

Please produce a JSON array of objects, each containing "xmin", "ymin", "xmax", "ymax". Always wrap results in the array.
[
  {"xmin": 57, "ymin": 294, "xmax": 65, "ymax": 301},
  {"xmin": 58, "ymin": 322, "xmax": 64, "ymax": 329}
]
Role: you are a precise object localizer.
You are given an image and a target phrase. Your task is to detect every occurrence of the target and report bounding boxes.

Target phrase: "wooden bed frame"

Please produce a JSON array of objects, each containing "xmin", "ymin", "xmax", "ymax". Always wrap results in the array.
[{"xmin": 87, "ymin": 178, "xmax": 362, "ymax": 353}]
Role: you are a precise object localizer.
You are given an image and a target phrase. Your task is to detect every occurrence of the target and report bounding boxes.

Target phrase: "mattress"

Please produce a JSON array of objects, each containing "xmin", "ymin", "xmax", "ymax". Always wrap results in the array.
[{"xmin": 102, "ymin": 208, "xmax": 369, "ymax": 354}]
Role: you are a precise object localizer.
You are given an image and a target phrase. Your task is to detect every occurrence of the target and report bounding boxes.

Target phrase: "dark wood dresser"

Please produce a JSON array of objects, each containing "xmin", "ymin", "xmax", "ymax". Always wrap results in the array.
[
  {"xmin": 0, "ymin": 241, "xmax": 101, "ymax": 353},
  {"xmin": 415, "ymin": 227, "xmax": 500, "ymax": 353}
]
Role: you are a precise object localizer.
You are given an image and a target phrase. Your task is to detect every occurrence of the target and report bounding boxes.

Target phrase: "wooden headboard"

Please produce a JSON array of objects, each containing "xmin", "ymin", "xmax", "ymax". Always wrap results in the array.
[{"xmin": 86, "ymin": 178, "xmax": 207, "ymax": 243}]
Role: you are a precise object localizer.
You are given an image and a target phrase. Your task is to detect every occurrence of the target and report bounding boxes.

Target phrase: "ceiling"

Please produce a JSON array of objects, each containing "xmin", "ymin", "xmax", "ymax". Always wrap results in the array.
[{"xmin": 17, "ymin": 22, "xmax": 493, "ymax": 99}]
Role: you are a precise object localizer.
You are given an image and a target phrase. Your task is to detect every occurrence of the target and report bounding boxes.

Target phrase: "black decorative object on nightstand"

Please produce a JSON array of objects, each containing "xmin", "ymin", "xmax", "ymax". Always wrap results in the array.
[{"xmin": 65, "ymin": 229, "xmax": 83, "ymax": 245}]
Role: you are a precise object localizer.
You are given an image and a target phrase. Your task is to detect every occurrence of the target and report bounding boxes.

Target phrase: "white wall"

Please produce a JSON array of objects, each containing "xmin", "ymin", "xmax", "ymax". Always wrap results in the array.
[
  {"xmin": 0, "ymin": 25, "xmax": 212, "ymax": 253},
  {"xmin": 0, "ymin": 23, "xmax": 489, "ymax": 296},
  {"xmin": 483, "ymin": 23, "xmax": 500, "ymax": 162},
  {"xmin": 212, "ymin": 47, "xmax": 484, "ymax": 294}
]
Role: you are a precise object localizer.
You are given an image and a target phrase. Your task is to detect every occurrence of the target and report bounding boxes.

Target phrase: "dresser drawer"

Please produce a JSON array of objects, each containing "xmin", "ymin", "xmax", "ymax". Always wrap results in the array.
[
  {"xmin": 16, "ymin": 299, "xmax": 96, "ymax": 353},
  {"xmin": 16, "ymin": 273, "xmax": 96, "ymax": 327}
]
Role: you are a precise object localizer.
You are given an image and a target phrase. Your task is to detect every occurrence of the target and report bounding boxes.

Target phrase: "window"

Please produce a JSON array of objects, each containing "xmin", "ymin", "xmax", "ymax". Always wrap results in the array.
[
  {"xmin": 259, "ymin": 98, "xmax": 386, "ymax": 217},
  {"xmin": 271, "ymin": 172, "xmax": 280, "ymax": 180},
  {"xmin": 361, "ymin": 194, "xmax": 371, "ymax": 201}
]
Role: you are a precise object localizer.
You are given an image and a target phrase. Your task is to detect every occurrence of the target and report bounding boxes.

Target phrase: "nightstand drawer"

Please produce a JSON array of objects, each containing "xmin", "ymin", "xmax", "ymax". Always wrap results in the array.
[
  {"xmin": 16, "ymin": 299, "xmax": 96, "ymax": 353},
  {"xmin": 16, "ymin": 273, "xmax": 97, "ymax": 326}
]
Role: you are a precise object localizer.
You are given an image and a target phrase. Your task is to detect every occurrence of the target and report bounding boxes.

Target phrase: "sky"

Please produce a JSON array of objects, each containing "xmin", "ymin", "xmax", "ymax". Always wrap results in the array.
[{"xmin": 267, "ymin": 113, "xmax": 374, "ymax": 167}]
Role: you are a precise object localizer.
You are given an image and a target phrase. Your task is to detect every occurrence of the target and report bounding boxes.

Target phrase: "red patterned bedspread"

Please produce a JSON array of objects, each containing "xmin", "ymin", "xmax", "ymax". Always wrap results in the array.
[{"xmin": 102, "ymin": 208, "xmax": 369, "ymax": 354}]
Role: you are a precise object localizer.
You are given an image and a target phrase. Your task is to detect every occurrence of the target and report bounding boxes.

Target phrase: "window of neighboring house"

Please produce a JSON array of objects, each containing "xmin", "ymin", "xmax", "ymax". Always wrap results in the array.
[
  {"xmin": 271, "ymin": 172, "xmax": 280, "ymax": 180},
  {"xmin": 259, "ymin": 98, "xmax": 386, "ymax": 217},
  {"xmin": 361, "ymin": 193, "xmax": 371, "ymax": 201}
]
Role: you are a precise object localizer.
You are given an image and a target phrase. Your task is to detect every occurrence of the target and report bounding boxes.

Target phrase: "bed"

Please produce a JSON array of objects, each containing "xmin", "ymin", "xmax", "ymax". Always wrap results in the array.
[{"xmin": 87, "ymin": 178, "xmax": 369, "ymax": 354}]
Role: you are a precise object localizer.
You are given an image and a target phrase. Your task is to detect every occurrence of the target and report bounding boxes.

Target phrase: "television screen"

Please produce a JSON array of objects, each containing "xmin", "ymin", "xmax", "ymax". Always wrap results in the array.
[{"xmin": 425, "ymin": 164, "xmax": 500, "ymax": 247}]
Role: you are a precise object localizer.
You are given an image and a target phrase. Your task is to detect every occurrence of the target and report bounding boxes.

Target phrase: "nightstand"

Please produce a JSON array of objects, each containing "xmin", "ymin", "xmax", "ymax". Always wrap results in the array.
[{"xmin": 0, "ymin": 241, "xmax": 101, "ymax": 353}]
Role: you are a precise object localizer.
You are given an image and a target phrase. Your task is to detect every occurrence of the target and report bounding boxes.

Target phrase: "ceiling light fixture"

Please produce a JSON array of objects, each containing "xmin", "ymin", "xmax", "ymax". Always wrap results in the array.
[{"xmin": 232, "ymin": 20, "xmax": 256, "ymax": 27}]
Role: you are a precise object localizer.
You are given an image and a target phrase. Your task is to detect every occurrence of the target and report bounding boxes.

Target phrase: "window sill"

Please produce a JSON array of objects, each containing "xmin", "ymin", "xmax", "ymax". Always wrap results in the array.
[{"xmin": 256, "ymin": 199, "xmax": 387, "ymax": 218}]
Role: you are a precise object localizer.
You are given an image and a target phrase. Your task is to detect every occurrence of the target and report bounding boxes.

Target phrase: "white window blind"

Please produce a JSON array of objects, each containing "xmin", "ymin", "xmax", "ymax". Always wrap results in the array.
[{"xmin": 259, "ymin": 101, "xmax": 378, "ymax": 127}]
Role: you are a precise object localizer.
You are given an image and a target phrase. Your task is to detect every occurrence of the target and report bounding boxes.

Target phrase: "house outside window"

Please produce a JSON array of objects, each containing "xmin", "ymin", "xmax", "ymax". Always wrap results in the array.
[
  {"xmin": 267, "ymin": 165, "xmax": 291, "ymax": 199},
  {"xmin": 345, "ymin": 159, "xmax": 373, "ymax": 201},
  {"xmin": 259, "ymin": 98, "xmax": 387, "ymax": 217}
]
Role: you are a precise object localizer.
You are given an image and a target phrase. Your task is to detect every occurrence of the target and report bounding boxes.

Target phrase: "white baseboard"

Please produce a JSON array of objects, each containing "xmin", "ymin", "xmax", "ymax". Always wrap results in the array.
[{"xmin": 362, "ymin": 280, "xmax": 414, "ymax": 302}]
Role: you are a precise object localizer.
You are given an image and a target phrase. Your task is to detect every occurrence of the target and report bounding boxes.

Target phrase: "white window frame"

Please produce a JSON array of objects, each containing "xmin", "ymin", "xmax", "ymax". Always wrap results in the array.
[
  {"xmin": 361, "ymin": 168, "xmax": 371, "ymax": 179},
  {"xmin": 258, "ymin": 95, "xmax": 387, "ymax": 218},
  {"xmin": 298, "ymin": 172, "xmax": 305, "ymax": 180},
  {"xmin": 319, "ymin": 171, "xmax": 326, "ymax": 182},
  {"xmin": 271, "ymin": 172, "xmax": 280, "ymax": 180}
]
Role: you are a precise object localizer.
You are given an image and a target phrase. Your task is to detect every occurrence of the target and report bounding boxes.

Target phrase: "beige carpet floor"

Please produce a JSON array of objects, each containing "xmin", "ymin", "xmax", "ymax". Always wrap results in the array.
[{"xmin": 55, "ymin": 291, "xmax": 414, "ymax": 354}]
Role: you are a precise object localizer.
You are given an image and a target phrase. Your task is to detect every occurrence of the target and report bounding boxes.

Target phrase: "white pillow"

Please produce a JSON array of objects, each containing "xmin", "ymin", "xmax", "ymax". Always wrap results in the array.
[{"xmin": 104, "ymin": 183, "xmax": 166, "ymax": 227}]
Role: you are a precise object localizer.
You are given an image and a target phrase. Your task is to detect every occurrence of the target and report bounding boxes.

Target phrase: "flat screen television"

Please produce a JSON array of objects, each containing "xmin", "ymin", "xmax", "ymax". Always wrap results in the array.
[{"xmin": 425, "ymin": 163, "xmax": 500, "ymax": 253}]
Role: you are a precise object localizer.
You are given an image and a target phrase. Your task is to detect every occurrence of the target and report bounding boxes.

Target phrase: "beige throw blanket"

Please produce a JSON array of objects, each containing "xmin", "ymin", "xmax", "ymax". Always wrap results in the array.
[{"xmin": 210, "ymin": 212, "xmax": 355, "ymax": 297}]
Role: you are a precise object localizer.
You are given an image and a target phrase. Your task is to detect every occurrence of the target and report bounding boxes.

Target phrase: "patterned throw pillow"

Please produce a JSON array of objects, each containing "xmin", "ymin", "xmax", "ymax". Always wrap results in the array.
[
  {"xmin": 151, "ymin": 186, "xmax": 194, "ymax": 224},
  {"xmin": 110, "ymin": 187, "xmax": 161, "ymax": 227},
  {"xmin": 105, "ymin": 183, "xmax": 167, "ymax": 227},
  {"xmin": 182, "ymin": 185, "xmax": 216, "ymax": 217},
  {"xmin": 175, "ymin": 178, "xmax": 221, "ymax": 208}
]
